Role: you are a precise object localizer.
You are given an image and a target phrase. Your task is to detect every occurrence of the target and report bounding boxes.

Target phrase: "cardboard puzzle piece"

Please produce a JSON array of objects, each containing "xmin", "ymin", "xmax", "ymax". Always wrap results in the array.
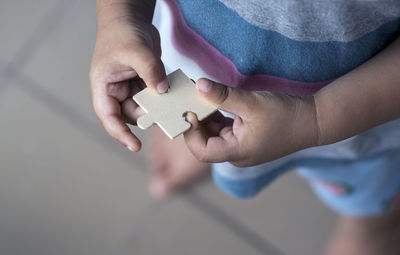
[{"xmin": 132, "ymin": 69, "xmax": 217, "ymax": 139}]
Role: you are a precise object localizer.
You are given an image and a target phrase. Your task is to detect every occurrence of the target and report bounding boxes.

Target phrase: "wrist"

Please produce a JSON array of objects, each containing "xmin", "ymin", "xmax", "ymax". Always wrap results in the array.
[{"xmin": 293, "ymin": 96, "xmax": 321, "ymax": 150}]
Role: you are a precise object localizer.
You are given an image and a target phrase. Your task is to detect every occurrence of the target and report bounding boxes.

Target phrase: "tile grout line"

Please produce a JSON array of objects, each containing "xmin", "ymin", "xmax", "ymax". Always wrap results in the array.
[
  {"xmin": 0, "ymin": 0, "xmax": 284, "ymax": 248},
  {"xmin": 0, "ymin": 0, "xmax": 80, "ymax": 95},
  {"xmin": 12, "ymin": 69, "xmax": 282, "ymax": 254},
  {"xmin": 185, "ymin": 189, "xmax": 286, "ymax": 255},
  {"xmin": 116, "ymin": 198, "xmax": 172, "ymax": 251},
  {"xmin": 9, "ymin": 70, "xmax": 145, "ymax": 170},
  {"xmin": 11, "ymin": 69, "xmax": 282, "ymax": 254}
]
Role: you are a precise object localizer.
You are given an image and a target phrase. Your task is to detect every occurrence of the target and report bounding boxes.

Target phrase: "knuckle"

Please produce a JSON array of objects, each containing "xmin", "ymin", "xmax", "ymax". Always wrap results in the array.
[
  {"xmin": 109, "ymin": 131, "xmax": 119, "ymax": 141},
  {"xmin": 217, "ymin": 85, "xmax": 230, "ymax": 105},
  {"xmin": 108, "ymin": 126, "xmax": 128, "ymax": 144},
  {"xmin": 106, "ymin": 82, "xmax": 118, "ymax": 94},
  {"xmin": 104, "ymin": 124, "xmax": 118, "ymax": 139},
  {"xmin": 144, "ymin": 57, "xmax": 162, "ymax": 76},
  {"xmin": 93, "ymin": 104, "xmax": 101, "ymax": 118},
  {"xmin": 150, "ymin": 24, "xmax": 161, "ymax": 40},
  {"xmin": 132, "ymin": 106, "xmax": 144, "ymax": 119},
  {"xmin": 197, "ymin": 155, "xmax": 209, "ymax": 163},
  {"xmin": 92, "ymin": 99, "xmax": 103, "ymax": 117},
  {"xmin": 195, "ymin": 149, "xmax": 210, "ymax": 163},
  {"xmin": 125, "ymin": 48, "xmax": 164, "ymax": 86}
]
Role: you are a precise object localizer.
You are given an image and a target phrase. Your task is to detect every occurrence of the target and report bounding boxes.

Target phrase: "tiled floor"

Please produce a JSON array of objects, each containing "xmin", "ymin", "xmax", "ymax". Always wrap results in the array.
[{"xmin": 0, "ymin": 1, "xmax": 337, "ymax": 255}]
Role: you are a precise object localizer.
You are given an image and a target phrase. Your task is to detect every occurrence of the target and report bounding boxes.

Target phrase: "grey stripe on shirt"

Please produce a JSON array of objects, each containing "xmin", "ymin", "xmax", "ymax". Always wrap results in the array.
[{"xmin": 219, "ymin": 0, "xmax": 400, "ymax": 42}]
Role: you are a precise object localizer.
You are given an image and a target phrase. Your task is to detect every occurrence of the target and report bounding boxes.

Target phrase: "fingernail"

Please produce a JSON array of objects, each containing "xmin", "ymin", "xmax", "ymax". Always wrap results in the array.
[
  {"xmin": 186, "ymin": 112, "xmax": 195, "ymax": 123},
  {"xmin": 198, "ymin": 79, "xmax": 212, "ymax": 93},
  {"xmin": 157, "ymin": 80, "xmax": 169, "ymax": 94},
  {"xmin": 127, "ymin": 146, "xmax": 134, "ymax": 152},
  {"xmin": 183, "ymin": 112, "xmax": 198, "ymax": 127}
]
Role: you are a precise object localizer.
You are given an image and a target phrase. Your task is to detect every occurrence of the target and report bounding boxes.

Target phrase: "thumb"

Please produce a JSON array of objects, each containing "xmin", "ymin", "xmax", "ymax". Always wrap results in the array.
[
  {"xmin": 122, "ymin": 46, "xmax": 169, "ymax": 94},
  {"xmin": 196, "ymin": 78, "xmax": 252, "ymax": 115}
]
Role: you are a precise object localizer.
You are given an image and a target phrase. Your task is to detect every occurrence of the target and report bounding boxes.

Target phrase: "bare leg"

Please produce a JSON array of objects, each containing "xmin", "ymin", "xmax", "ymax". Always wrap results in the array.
[
  {"xmin": 324, "ymin": 209, "xmax": 400, "ymax": 255},
  {"xmin": 147, "ymin": 127, "xmax": 211, "ymax": 197}
]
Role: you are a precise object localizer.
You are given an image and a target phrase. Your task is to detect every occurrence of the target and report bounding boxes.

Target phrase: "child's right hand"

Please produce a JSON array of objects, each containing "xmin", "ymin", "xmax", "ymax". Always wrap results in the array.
[{"xmin": 90, "ymin": 14, "xmax": 168, "ymax": 152}]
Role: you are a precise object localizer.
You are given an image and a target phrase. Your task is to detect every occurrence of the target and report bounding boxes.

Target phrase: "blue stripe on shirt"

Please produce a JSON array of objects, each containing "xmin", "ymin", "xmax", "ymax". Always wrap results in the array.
[{"xmin": 176, "ymin": 0, "xmax": 400, "ymax": 82}]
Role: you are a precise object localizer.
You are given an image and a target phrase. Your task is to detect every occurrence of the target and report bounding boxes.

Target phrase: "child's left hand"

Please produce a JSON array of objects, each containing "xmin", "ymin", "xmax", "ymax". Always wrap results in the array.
[{"xmin": 184, "ymin": 78, "xmax": 319, "ymax": 167}]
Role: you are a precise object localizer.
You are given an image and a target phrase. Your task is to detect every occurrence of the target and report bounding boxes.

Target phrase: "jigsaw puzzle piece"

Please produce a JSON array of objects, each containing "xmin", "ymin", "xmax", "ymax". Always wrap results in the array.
[
  {"xmin": 157, "ymin": 114, "xmax": 191, "ymax": 139},
  {"xmin": 136, "ymin": 113, "xmax": 155, "ymax": 130},
  {"xmin": 133, "ymin": 69, "xmax": 217, "ymax": 139},
  {"xmin": 136, "ymin": 109, "xmax": 191, "ymax": 139}
]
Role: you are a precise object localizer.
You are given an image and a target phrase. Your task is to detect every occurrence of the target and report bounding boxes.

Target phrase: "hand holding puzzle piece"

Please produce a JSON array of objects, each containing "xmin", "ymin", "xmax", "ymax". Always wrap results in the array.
[{"xmin": 132, "ymin": 69, "xmax": 217, "ymax": 139}]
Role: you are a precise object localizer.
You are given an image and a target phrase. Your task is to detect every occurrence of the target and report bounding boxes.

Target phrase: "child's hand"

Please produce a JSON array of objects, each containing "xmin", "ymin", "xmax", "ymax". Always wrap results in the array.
[
  {"xmin": 184, "ymin": 79, "xmax": 319, "ymax": 167},
  {"xmin": 90, "ymin": 16, "xmax": 168, "ymax": 151}
]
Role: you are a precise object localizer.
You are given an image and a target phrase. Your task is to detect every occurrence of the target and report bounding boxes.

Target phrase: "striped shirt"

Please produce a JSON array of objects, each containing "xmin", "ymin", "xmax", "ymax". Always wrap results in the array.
[{"xmin": 153, "ymin": 0, "xmax": 400, "ymax": 161}]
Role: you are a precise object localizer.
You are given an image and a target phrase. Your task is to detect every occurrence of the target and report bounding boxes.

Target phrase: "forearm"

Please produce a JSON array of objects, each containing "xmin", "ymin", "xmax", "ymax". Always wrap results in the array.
[
  {"xmin": 314, "ymin": 37, "xmax": 400, "ymax": 145},
  {"xmin": 96, "ymin": 0, "xmax": 156, "ymax": 30}
]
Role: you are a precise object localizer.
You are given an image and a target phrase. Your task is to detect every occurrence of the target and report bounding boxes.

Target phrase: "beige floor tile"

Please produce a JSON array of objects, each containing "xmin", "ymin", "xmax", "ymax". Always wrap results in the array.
[
  {"xmin": 0, "ymin": 84, "xmax": 153, "ymax": 255},
  {"xmin": 21, "ymin": 0, "xmax": 98, "ymax": 121},
  {"xmin": 0, "ymin": 0, "xmax": 66, "ymax": 64},
  {"xmin": 195, "ymin": 172, "xmax": 338, "ymax": 255},
  {"xmin": 16, "ymin": 0, "xmax": 148, "ymax": 152},
  {"xmin": 118, "ymin": 196, "xmax": 264, "ymax": 255}
]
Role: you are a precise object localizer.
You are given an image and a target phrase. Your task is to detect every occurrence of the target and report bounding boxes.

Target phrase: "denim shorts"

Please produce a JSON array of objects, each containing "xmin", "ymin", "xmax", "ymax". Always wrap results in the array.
[{"xmin": 213, "ymin": 141, "xmax": 400, "ymax": 217}]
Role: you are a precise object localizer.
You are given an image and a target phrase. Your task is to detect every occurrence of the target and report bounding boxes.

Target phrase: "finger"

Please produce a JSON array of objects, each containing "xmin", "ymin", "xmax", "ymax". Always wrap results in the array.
[
  {"xmin": 150, "ymin": 24, "xmax": 162, "ymax": 58},
  {"xmin": 94, "ymin": 95, "xmax": 142, "ymax": 151},
  {"xmin": 121, "ymin": 98, "xmax": 145, "ymax": 125},
  {"xmin": 206, "ymin": 111, "xmax": 234, "ymax": 127},
  {"xmin": 106, "ymin": 81, "xmax": 131, "ymax": 102},
  {"xmin": 184, "ymin": 112, "xmax": 238, "ymax": 162},
  {"xmin": 120, "ymin": 46, "xmax": 169, "ymax": 94},
  {"xmin": 105, "ymin": 79, "xmax": 146, "ymax": 125},
  {"xmin": 102, "ymin": 69, "xmax": 138, "ymax": 84},
  {"xmin": 130, "ymin": 78, "xmax": 147, "ymax": 94},
  {"xmin": 102, "ymin": 114, "xmax": 142, "ymax": 151},
  {"xmin": 201, "ymin": 111, "xmax": 232, "ymax": 136},
  {"xmin": 196, "ymin": 78, "xmax": 254, "ymax": 115}
]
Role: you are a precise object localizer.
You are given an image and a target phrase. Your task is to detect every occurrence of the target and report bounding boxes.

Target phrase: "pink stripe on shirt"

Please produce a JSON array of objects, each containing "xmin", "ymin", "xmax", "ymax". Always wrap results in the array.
[{"xmin": 164, "ymin": 0, "xmax": 332, "ymax": 97}]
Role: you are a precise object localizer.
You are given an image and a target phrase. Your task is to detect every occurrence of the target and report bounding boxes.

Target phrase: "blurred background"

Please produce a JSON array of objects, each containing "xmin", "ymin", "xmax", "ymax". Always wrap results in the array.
[{"xmin": 0, "ymin": 1, "xmax": 337, "ymax": 254}]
